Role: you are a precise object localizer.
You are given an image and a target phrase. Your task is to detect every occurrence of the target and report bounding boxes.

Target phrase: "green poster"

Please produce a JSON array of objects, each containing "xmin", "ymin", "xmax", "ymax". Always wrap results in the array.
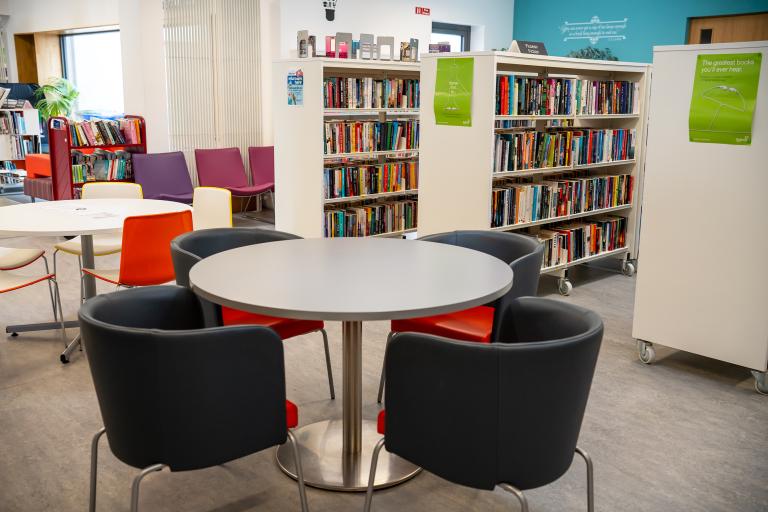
[
  {"xmin": 434, "ymin": 57, "xmax": 474, "ymax": 127},
  {"xmin": 689, "ymin": 53, "xmax": 762, "ymax": 145}
]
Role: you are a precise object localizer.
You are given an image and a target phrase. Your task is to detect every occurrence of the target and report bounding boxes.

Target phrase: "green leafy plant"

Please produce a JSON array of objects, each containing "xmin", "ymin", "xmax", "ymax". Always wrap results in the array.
[
  {"xmin": 34, "ymin": 77, "xmax": 79, "ymax": 119},
  {"xmin": 566, "ymin": 46, "xmax": 619, "ymax": 61}
]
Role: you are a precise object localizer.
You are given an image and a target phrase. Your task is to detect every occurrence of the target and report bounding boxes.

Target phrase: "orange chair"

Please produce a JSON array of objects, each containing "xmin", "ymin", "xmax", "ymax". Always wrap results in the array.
[{"xmin": 82, "ymin": 211, "xmax": 193, "ymax": 288}]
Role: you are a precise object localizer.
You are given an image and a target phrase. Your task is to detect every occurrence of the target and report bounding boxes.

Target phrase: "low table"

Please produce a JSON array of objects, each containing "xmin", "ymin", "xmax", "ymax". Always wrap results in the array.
[
  {"xmin": 189, "ymin": 237, "xmax": 513, "ymax": 491},
  {"xmin": 0, "ymin": 198, "xmax": 192, "ymax": 362}
]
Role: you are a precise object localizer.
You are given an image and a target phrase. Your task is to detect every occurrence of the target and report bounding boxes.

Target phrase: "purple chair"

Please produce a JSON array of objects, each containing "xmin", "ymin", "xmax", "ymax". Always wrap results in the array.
[
  {"xmin": 248, "ymin": 146, "xmax": 275, "ymax": 208},
  {"xmin": 132, "ymin": 152, "xmax": 194, "ymax": 204}
]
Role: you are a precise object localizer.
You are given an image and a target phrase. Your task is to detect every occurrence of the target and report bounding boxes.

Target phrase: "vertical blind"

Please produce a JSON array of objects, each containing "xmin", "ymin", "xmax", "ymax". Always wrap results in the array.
[{"xmin": 162, "ymin": 0, "xmax": 262, "ymax": 184}]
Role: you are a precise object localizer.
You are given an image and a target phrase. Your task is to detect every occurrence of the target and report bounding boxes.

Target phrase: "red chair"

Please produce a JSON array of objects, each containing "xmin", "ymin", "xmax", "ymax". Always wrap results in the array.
[
  {"xmin": 195, "ymin": 148, "xmax": 272, "ymax": 215},
  {"xmin": 82, "ymin": 211, "xmax": 193, "ymax": 288},
  {"xmin": 377, "ymin": 230, "xmax": 544, "ymax": 403}
]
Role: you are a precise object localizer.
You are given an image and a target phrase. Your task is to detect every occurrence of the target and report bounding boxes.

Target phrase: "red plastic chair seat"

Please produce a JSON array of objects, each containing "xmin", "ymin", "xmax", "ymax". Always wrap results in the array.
[
  {"xmin": 222, "ymin": 307, "xmax": 324, "ymax": 340},
  {"xmin": 286, "ymin": 400, "xmax": 299, "ymax": 429},
  {"xmin": 391, "ymin": 305, "xmax": 495, "ymax": 343},
  {"xmin": 377, "ymin": 409, "xmax": 386, "ymax": 435}
]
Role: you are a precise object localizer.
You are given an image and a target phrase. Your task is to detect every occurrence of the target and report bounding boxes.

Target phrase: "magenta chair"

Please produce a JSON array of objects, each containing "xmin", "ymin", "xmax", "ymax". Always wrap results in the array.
[
  {"xmin": 248, "ymin": 146, "xmax": 275, "ymax": 210},
  {"xmin": 195, "ymin": 148, "xmax": 269, "ymax": 215}
]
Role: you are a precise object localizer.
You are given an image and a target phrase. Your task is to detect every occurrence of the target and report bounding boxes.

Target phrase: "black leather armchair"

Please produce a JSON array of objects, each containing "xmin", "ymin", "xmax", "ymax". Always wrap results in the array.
[
  {"xmin": 171, "ymin": 227, "xmax": 335, "ymax": 399},
  {"xmin": 378, "ymin": 230, "xmax": 545, "ymax": 402},
  {"xmin": 367, "ymin": 297, "xmax": 603, "ymax": 512},
  {"xmin": 79, "ymin": 286, "xmax": 309, "ymax": 512}
]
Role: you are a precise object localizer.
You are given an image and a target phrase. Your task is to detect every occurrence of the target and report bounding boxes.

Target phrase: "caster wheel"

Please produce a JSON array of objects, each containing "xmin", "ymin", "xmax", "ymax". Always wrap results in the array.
[
  {"xmin": 558, "ymin": 279, "xmax": 573, "ymax": 296},
  {"xmin": 10, "ymin": 332, "xmax": 18, "ymax": 337},
  {"xmin": 622, "ymin": 261, "xmax": 636, "ymax": 277},
  {"xmin": 752, "ymin": 370, "xmax": 768, "ymax": 395},
  {"xmin": 638, "ymin": 341, "xmax": 655, "ymax": 364},
  {"xmin": 60, "ymin": 354, "xmax": 70, "ymax": 364}
]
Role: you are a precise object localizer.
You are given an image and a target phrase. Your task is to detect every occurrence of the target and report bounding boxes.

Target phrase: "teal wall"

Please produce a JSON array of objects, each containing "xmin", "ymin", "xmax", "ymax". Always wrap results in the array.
[{"xmin": 512, "ymin": 0, "xmax": 768, "ymax": 63}]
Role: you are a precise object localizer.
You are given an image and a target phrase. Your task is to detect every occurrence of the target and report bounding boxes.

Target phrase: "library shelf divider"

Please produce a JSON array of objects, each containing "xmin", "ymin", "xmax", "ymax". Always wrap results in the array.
[
  {"xmin": 417, "ymin": 51, "xmax": 651, "ymax": 294},
  {"xmin": 273, "ymin": 58, "xmax": 421, "ymax": 238},
  {"xmin": 48, "ymin": 115, "xmax": 147, "ymax": 200}
]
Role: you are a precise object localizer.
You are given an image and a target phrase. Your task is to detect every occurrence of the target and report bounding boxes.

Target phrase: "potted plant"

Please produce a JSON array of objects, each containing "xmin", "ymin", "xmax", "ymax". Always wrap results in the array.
[{"xmin": 34, "ymin": 77, "xmax": 79, "ymax": 120}]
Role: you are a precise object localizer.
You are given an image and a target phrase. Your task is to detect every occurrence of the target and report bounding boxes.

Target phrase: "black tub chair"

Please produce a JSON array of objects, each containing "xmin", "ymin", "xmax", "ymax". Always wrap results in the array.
[
  {"xmin": 79, "ymin": 286, "xmax": 309, "ymax": 512},
  {"xmin": 171, "ymin": 227, "xmax": 335, "ymax": 399},
  {"xmin": 367, "ymin": 297, "xmax": 603, "ymax": 512},
  {"xmin": 378, "ymin": 230, "xmax": 544, "ymax": 402}
]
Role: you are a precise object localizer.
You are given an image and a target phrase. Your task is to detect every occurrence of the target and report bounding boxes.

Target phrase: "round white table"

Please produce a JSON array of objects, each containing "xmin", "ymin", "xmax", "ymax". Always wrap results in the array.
[
  {"xmin": 0, "ymin": 199, "xmax": 191, "ymax": 362},
  {"xmin": 189, "ymin": 237, "xmax": 514, "ymax": 492}
]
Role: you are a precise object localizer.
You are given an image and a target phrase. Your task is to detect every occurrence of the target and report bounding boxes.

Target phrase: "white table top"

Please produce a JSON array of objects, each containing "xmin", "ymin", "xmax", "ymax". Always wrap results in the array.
[
  {"xmin": 190, "ymin": 238, "xmax": 514, "ymax": 321},
  {"xmin": 0, "ymin": 199, "xmax": 191, "ymax": 237}
]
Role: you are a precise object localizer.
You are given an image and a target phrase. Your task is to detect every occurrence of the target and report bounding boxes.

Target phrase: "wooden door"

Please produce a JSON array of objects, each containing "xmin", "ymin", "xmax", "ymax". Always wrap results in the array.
[{"xmin": 688, "ymin": 12, "xmax": 768, "ymax": 44}]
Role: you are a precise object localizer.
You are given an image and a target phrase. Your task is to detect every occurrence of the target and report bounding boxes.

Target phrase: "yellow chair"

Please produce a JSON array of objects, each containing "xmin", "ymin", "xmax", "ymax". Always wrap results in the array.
[{"xmin": 192, "ymin": 187, "xmax": 232, "ymax": 230}]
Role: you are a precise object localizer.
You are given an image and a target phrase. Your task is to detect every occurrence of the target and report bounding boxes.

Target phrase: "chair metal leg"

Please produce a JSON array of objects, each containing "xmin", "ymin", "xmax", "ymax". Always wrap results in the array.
[
  {"xmin": 499, "ymin": 483, "xmax": 529, "ymax": 512},
  {"xmin": 376, "ymin": 332, "xmax": 394, "ymax": 404},
  {"xmin": 363, "ymin": 437, "xmax": 386, "ymax": 512},
  {"xmin": 287, "ymin": 431, "xmax": 310, "ymax": 512},
  {"xmin": 89, "ymin": 427, "xmax": 106, "ymax": 512},
  {"xmin": 130, "ymin": 464, "xmax": 166, "ymax": 512},
  {"xmin": 575, "ymin": 447, "xmax": 595, "ymax": 512},
  {"xmin": 42, "ymin": 256, "xmax": 57, "ymax": 320},
  {"xmin": 320, "ymin": 329, "xmax": 335, "ymax": 399},
  {"xmin": 51, "ymin": 279, "xmax": 67, "ymax": 343}
]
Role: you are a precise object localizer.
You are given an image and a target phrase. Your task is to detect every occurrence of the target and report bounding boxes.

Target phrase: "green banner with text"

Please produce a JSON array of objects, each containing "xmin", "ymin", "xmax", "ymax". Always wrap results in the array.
[
  {"xmin": 434, "ymin": 57, "xmax": 474, "ymax": 127},
  {"xmin": 689, "ymin": 53, "xmax": 762, "ymax": 145}
]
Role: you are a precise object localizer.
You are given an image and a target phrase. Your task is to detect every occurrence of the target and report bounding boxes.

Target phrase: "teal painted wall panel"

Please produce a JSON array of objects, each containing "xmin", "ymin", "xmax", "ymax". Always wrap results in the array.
[{"xmin": 512, "ymin": 0, "xmax": 768, "ymax": 63}]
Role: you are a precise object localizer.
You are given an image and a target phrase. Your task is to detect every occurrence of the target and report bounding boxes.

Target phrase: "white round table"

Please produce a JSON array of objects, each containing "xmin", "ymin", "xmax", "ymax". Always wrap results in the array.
[
  {"xmin": 189, "ymin": 237, "xmax": 514, "ymax": 491},
  {"xmin": 0, "ymin": 199, "xmax": 191, "ymax": 362}
]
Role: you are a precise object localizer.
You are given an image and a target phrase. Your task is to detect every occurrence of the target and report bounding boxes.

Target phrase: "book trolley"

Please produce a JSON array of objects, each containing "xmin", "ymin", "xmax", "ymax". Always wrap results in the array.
[
  {"xmin": 48, "ymin": 115, "xmax": 147, "ymax": 200},
  {"xmin": 273, "ymin": 58, "xmax": 420, "ymax": 238},
  {"xmin": 417, "ymin": 52, "xmax": 651, "ymax": 294},
  {"xmin": 0, "ymin": 108, "xmax": 42, "ymax": 196}
]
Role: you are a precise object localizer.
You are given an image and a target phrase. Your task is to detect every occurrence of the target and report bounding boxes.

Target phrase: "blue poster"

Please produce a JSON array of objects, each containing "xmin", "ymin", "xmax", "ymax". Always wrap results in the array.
[{"xmin": 287, "ymin": 69, "xmax": 304, "ymax": 106}]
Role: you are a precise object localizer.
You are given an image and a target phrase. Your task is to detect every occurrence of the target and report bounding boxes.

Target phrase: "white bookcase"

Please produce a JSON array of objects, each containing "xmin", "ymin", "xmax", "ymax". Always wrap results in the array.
[
  {"xmin": 0, "ymin": 108, "xmax": 41, "ymax": 195},
  {"xmin": 417, "ymin": 51, "xmax": 651, "ymax": 294},
  {"xmin": 273, "ymin": 58, "xmax": 420, "ymax": 238}
]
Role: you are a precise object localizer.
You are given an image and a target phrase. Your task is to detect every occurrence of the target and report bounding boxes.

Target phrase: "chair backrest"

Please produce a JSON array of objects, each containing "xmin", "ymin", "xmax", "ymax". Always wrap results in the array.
[
  {"xmin": 119, "ymin": 210, "xmax": 193, "ymax": 286},
  {"xmin": 194, "ymin": 147, "xmax": 248, "ymax": 188},
  {"xmin": 81, "ymin": 182, "xmax": 143, "ymax": 199},
  {"xmin": 193, "ymin": 187, "xmax": 232, "ymax": 230},
  {"xmin": 419, "ymin": 230, "xmax": 544, "ymax": 340},
  {"xmin": 132, "ymin": 151, "xmax": 194, "ymax": 199},
  {"xmin": 384, "ymin": 297, "xmax": 603, "ymax": 491},
  {"xmin": 79, "ymin": 286, "xmax": 288, "ymax": 471},
  {"xmin": 248, "ymin": 146, "xmax": 275, "ymax": 186}
]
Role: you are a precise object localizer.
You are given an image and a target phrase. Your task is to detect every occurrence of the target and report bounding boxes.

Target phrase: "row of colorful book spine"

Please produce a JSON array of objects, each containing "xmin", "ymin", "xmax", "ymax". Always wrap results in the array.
[
  {"xmin": 491, "ymin": 173, "xmax": 634, "ymax": 228},
  {"xmin": 323, "ymin": 120, "xmax": 419, "ymax": 155},
  {"xmin": 324, "ymin": 77, "xmax": 420, "ymax": 109},
  {"xmin": 495, "ymin": 75, "xmax": 639, "ymax": 116},
  {"xmin": 68, "ymin": 118, "xmax": 142, "ymax": 147},
  {"xmin": 537, "ymin": 215, "xmax": 627, "ymax": 268},
  {"xmin": 324, "ymin": 161, "xmax": 418, "ymax": 199},
  {"xmin": 324, "ymin": 199, "xmax": 417, "ymax": 237}
]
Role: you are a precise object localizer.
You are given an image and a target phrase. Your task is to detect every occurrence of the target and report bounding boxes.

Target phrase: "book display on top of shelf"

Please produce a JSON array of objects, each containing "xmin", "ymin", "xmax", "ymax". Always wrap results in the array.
[
  {"xmin": 417, "ymin": 51, "xmax": 650, "ymax": 294},
  {"xmin": 48, "ymin": 115, "xmax": 147, "ymax": 200},
  {"xmin": 274, "ymin": 58, "xmax": 420, "ymax": 238}
]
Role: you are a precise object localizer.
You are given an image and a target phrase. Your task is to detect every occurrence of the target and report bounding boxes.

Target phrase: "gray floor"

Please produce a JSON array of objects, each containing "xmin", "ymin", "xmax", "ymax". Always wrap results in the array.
[{"xmin": 0, "ymin": 206, "xmax": 766, "ymax": 512}]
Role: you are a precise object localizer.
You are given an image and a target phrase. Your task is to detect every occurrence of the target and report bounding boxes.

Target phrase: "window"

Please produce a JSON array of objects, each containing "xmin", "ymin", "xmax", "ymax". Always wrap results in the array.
[
  {"xmin": 61, "ymin": 28, "xmax": 124, "ymax": 115},
  {"xmin": 431, "ymin": 22, "xmax": 472, "ymax": 52}
]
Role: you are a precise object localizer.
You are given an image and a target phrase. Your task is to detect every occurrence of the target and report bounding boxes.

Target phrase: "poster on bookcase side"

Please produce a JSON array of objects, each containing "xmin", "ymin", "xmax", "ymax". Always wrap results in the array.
[
  {"xmin": 434, "ymin": 58, "xmax": 474, "ymax": 127},
  {"xmin": 287, "ymin": 69, "xmax": 304, "ymax": 106},
  {"xmin": 689, "ymin": 53, "xmax": 762, "ymax": 145}
]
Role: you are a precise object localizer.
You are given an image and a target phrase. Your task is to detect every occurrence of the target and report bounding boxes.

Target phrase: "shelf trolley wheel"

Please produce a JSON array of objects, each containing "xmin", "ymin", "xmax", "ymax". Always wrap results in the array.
[
  {"xmin": 637, "ymin": 340, "xmax": 655, "ymax": 364},
  {"xmin": 622, "ymin": 259, "xmax": 636, "ymax": 277},
  {"xmin": 752, "ymin": 370, "xmax": 768, "ymax": 395},
  {"xmin": 557, "ymin": 278, "xmax": 573, "ymax": 296}
]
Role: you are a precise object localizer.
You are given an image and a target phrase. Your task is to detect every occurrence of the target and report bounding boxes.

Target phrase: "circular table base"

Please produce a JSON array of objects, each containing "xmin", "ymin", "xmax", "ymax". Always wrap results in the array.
[{"xmin": 276, "ymin": 419, "xmax": 421, "ymax": 492}]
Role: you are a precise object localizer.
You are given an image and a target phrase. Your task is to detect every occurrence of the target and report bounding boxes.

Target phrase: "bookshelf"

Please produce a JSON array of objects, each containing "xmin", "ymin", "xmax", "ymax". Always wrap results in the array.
[
  {"xmin": 0, "ymin": 108, "xmax": 42, "ymax": 196},
  {"xmin": 417, "ymin": 52, "xmax": 651, "ymax": 294},
  {"xmin": 48, "ymin": 115, "xmax": 147, "ymax": 200},
  {"xmin": 273, "ymin": 58, "xmax": 420, "ymax": 238}
]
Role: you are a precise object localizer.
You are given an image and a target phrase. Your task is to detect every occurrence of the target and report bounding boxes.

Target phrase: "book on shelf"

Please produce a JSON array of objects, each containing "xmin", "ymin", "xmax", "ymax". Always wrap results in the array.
[
  {"xmin": 69, "ymin": 118, "xmax": 142, "ymax": 147},
  {"xmin": 490, "ymin": 173, "xmax": 634, "ymax": 228},
  {"xmin": 495, "ymin": 76, "xmax": 639, "ymax": 116},
  {"xmin": 493, "ymin": 128, "xmax": 635, "ymax": 173},
  {"xmin": 324, "ymin": 160, "xmax": 418, "ymax": 199},
  {"xmin": 324, "ymin": 199, "xmax": 417, "ymax": 237},
  {"xmin": 71, "ymin": 149, "xmax": 133, "ymax": 185},
  {"xmin": 538, "ymin": 215, "xmax": 627, "ymax": 268},
  {"xmin": 324, "ymin": 120, "xmax": 419, "ymax": 155},
  {"xmin": 324, "ymin": 77, "xmax": 420, "ymax": 109}
]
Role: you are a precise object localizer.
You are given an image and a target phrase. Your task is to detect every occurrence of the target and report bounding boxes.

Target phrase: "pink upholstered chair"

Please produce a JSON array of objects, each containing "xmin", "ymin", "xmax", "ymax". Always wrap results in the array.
[
  {"xmin": 195, "ymin": 148, "xmax": 271, "ymax": 214},
  {"xmin": 248, "ymin": 146, "xmax": 275, "ymax": 209}
]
